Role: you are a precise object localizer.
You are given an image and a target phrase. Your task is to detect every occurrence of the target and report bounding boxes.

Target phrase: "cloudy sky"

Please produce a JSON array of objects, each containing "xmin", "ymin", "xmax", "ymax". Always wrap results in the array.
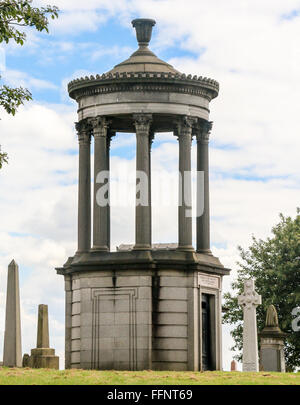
[{"xmin": 0, "ymin": 0, "xmax": 300, "ymax": 371}]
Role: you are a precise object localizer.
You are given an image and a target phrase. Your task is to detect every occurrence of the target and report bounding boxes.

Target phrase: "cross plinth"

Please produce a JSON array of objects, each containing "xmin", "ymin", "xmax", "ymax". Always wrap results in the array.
[{"xmin": 238, "ymin": 279, "xmax": 262, "ymax": 372}]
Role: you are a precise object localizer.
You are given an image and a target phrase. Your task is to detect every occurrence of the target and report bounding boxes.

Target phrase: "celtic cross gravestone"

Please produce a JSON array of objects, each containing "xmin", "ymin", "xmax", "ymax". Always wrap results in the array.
[{"xmin": 238, "ymin": 279, "xmax": 262, "ymax": 372}]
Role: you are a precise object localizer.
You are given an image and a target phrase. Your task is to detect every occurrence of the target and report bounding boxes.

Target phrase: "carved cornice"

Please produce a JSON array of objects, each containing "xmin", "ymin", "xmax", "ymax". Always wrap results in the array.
[
  {"xmin": 75, "ymin": 120, "xmax": 91, "ymax": 144},
  {"xmin": 133, "ymin": 113, "xmax": 153, "ymax": 134},
  {"xmin": 68, "ymin": 73, "xmax": 219, "ymax": 102},
  {"xmin": 196, "ymin": 120, "xmax": 213, "ymax": 143},
  {"xmin": 88, "ymin": 116, "xmax": 111, "ymax": 138}
]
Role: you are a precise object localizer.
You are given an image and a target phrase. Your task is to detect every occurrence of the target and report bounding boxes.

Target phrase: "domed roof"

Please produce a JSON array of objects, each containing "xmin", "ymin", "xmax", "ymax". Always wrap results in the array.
[
  {"xmin": 68, "ymin": 18, "xmax": 219, "ymax": 103},
  {"xmin": 107, "ymin": 18, "xmax": 180, "ymax": 75}
]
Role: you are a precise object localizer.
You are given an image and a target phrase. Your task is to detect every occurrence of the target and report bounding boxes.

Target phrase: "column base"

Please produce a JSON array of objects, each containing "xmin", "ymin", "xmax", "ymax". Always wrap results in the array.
[
  {"xmin": 91, "ymin": 246, "xmax": 109, "ymax": 252},
  {"xmin": 29, "ymin": 348, "xmax": 59, "ymax": 369},
  {"xmin": 177, "ymin": 245, "xmax": 195, "ymax": 252},
  {"xmin": 197, "ymin": 248, "xmax": 213, "ymax": 255},
  {"xmin": 75, "ymin": 250, "xmax": 89, "ymax": 256},
  {"xmin": 133, "ymin": 244, "xmax": 152, "ymax": 251}
]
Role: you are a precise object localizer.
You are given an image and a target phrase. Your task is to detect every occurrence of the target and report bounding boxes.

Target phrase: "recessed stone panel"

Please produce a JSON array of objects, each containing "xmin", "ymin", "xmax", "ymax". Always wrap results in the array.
[
  {"xmin": 72, "ymin": 302, "xmax": 81, "ymax": 315},
  {"xmin": 157, "ymin": 300, "xmax": 187, "ymax": 313},
  {"xmin": 159, "ymin": 287, "xmax": 187, "ymax": 300},
  {"xmin": 153, "ymin": 338, "xmax": 187, "ymax": 351},
  {"xmin": 154, "ymin": 325, "xmax": 187, "ymax": 338},
  {"xmin": 71, "ymin": 352, "xmax": 80, "ymax": 364},
  {"xmin": 71, "ymin": 327, "xmax": 80, "ymax": 340},
  {"xmin": 156, "ymin": 312, "xmax": 188, "ymax": 325},
  {"xmin": 153, "ymin": 350, "xmax": 187, "ymax": 362}
]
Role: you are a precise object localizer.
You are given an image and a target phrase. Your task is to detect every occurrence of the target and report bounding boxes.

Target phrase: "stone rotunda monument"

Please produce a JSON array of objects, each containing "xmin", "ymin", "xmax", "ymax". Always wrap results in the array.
[{"xmin": 57, "ymin": 18, "xmax": 230, "ymax": 371}]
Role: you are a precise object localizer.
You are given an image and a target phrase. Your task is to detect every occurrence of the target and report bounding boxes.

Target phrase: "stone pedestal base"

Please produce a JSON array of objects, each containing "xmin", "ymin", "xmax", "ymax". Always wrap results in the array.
[
  {"xmin": 29, "ymin": 348, "xmax": 59, "ymax": 369},
  {"xmin": 57, "ymin": 249, "xmax": 230, "ymax": 371},
  {"xmin": 259, "ymin": 335, "xmax": 286, "ymax": 372}
]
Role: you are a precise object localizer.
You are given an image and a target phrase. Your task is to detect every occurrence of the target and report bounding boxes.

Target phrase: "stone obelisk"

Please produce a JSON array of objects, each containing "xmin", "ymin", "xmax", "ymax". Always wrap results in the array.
[
  {"xmin": 3, "ymin": 260, "xmax": 22, "ymax": 367},
  {"xmin": 29, "ymin": 304, "xmax": 59, "ymax": 369},
  {"xmin": 238, "ymin": 279, "xmax": 262, "ymax": 372}
]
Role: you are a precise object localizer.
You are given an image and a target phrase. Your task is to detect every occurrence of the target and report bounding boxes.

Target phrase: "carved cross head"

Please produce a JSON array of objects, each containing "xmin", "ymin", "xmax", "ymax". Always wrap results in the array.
[{"xmin": 238, "ymin": 279, "xmax": 262, "ymax": 310}]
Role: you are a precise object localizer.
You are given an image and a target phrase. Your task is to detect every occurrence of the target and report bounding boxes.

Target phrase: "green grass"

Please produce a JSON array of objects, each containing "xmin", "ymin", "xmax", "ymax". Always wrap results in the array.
[{"xmin": 0, "ymin": 368, "xmax": 299, "ymax": 385}]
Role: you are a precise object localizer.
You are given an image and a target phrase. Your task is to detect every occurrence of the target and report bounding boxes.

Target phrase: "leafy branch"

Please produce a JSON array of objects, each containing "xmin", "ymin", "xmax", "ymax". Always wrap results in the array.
[
  {"xmin": 0, "ymin": 80, "xmax": 32, "ymax": 115},
  {"xmin": 0, "ymin": 1, "xmax": 59, "ymax": 168},
  {"xmin": 0, "ymin": 1, "xmax": 59, "ymax": 45}
]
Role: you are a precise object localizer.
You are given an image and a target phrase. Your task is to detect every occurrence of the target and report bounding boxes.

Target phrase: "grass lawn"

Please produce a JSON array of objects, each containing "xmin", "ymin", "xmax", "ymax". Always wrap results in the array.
[{"xmin": 0, "ymin": 368, "xmax": 299, "ymax": 385}]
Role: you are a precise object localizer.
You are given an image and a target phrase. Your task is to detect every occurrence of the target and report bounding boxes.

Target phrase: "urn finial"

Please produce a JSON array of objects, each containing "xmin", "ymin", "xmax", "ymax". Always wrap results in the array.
[{"xmin": 132, "ymin": 18, "xmax": 156, "ymax": 47}]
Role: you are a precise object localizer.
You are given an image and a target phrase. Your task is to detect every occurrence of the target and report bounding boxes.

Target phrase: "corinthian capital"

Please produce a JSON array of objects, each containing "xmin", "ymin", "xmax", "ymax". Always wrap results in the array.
[
  {"xmin": 196, "ymin": 120, "xmax": 213, "ymax": 143},
  {"xmin": 175, "ymin": 115, "xmax": 197, "ymax": 138},
  {"xmin": 133, "ymin": 113, "xmax": 153, "ymax": 134},
  {"xmin": 88, "ymin": 116, "xmax": 111, "ymax": 138},
  {"xmin": 75, "ymin": 120, "xmax": 91, "ymax": 144}
]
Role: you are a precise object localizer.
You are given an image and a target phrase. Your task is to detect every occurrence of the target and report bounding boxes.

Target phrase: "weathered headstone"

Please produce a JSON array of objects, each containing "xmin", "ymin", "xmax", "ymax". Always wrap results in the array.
[
  {"xmin": 29, "ymin": 304, "xmax": 59, "ymax": 369},
  {"xmin": 238, "ymin": 279, "xmax": 262, "ymax": 372},
  {"xmin": 231, "ymin": 360, "xmax": 237, "ymax": 371},
  {"xmin": 259, "ymin": 305, "xmax": 286, "ymax": 372},
  {"xmin": 3, "ymin": 260, "xmax": 22, "ymax": 367}
]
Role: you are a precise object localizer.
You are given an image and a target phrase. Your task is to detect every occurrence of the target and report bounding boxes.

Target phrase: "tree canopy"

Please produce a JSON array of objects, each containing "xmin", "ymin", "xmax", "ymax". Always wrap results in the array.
[
  {"xmin": 223, "ymin": 209, "xmax": 300, "ymax": 371},
  {"xmin": 0, "ymin": 0, "xmax": 59, "ymax": 167}
]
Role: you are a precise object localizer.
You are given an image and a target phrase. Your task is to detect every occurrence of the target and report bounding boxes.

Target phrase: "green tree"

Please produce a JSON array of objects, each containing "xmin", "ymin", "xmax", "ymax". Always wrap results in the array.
[
  {"xmin": 0, "ymin": 0, "xmax": 59, "ymax": 167},
  {"xmin": 223, "ymin": 209, "xmax": 300, "ymax": 371}
]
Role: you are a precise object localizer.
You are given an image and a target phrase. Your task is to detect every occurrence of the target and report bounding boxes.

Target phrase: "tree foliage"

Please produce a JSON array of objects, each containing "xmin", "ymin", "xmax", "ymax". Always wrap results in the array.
[
  {"xmin": 0, "ymin": 0, "xmax": 59, "ymax": 45},
  {"xmin": 223, "ymin": 209, "xmax": 300, "ymax": 371},
  {"xmin": 0, "ymin": 147, "xmax": 8, "ymax": 168},
  {"xmin": 0, "ymin": 1, "xmax": 59, "ymax": 168},
  {"xmin": 0, "ymin": 83, "xmax": 31, "ymax": 115}
]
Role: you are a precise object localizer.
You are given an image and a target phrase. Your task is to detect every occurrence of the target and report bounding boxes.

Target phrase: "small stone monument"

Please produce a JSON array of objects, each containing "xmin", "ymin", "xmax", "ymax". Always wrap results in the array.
[
  {"xmin": 231, "ymin": 360, "xmax": 237, "ymax": 371},
  {"xmin": 22, "ymin": 354, "xmax": 30, "ymax": 368},
  {"xmin": 238, "ymin": 279, "xmax": 262, "ymax": 372},
  {"xmin": 259, "ymin": 305, "xmax": 286, "ymax": 372},
  {"xmin": 29, "ymin": 305, "xmax": 59, "ymax": 369},
  {"xmin": 3, "ymin": 260, "xmax": 22, "ymax": 367}
]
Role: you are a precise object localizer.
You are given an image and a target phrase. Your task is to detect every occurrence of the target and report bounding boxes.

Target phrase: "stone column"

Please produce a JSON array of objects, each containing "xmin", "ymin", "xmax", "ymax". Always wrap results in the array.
[
  {"xmin": 133, "ymin": 113, "xmax": 152, "ymax": 250},
  {"xmin": 238, "ymin": 279, "xmax": 262, "ymax": 372},
  {"xmin": 149, "ymin": 131, "xmax": 154, "ymax": 247},
  {"xmin": 76, "ymin": 120, "xmax": 91, "ymax": 254},
  {"xmin": 196, "ymin": 120, "xmax": 212, "ymax": 254},
  {"xmin": 3, "ymin": 260, "xmax": 22, "ymax": 368},
  {"xmin": 107, "ymin": 130, "xmax": 115, "ymax": 252},
  {"xmin": 176, "ymin": 116, "xmax": 196, "ymax": 251},
  {"xmin": 37, "ymin": 304, "xmax": 50, "ymax": 348},
  {"xmin": 90, "ymin": 117, "xmax": 110, "ymax": 251}
]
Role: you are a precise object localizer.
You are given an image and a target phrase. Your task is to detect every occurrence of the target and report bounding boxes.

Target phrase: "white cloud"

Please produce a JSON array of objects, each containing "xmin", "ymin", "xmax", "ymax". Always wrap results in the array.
[{"xmin": 2, "ymin": 70, "xmax": 58, "ymax": 91}]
